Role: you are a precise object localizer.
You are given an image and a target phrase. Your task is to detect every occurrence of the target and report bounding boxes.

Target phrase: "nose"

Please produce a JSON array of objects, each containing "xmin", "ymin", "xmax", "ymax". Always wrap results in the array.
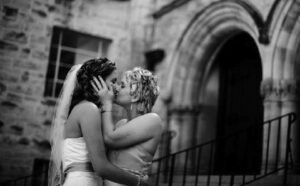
[{"xmin": 114, "ymin": 83, "xmax": 121, "ymax": 91}]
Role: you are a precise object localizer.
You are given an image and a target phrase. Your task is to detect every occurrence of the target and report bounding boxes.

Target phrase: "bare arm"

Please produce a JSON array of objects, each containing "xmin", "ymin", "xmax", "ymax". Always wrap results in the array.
[
  {"xmin": 90, "ymin": 75, "xmax": 163, "ymax": 149},
  {"xmin": 101, "ymin": 108, "xmax": 163, "ymax": 149},
  {"xmin": 79, "ymin": 102, "xmax": 147, "ymax": 185}
]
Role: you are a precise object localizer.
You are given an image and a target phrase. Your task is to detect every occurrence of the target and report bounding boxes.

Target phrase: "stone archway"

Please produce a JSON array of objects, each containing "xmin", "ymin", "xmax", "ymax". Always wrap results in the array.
[
  {"xmin": 164, "ymin": 1, "xmax": 264, "ymax": 173},
  {"xmin": 265, "ymin": 0, "xmax": 300, "ymax": 172}
]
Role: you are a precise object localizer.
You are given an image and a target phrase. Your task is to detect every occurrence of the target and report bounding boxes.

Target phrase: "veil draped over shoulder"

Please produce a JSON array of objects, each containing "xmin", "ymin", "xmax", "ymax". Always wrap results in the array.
[{"xmin": 48, "ymin": 64, "xmax": 82, "ymax": 186}]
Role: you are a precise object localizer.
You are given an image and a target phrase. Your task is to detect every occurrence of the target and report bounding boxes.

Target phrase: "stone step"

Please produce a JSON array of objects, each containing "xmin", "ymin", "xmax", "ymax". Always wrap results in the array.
[
  {"xmin": 247, "ymin": 175, "xmax": 300, "ymax": 186},
  {"xmin": 149, "ymin": 174, "xmax": 300, "ymax": 186}
]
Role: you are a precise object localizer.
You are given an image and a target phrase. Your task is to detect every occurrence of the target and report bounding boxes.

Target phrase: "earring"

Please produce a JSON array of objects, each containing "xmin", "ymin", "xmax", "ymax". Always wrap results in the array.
[{"xmin": 130, "ymin": 103, "xmax": 133, "ymax": 111}]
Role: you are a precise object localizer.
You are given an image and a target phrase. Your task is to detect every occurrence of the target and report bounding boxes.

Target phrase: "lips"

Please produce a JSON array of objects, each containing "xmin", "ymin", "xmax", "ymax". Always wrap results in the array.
[{"xmin": 111, "ymin": 84, "xmax": 119, "ymax": 98}]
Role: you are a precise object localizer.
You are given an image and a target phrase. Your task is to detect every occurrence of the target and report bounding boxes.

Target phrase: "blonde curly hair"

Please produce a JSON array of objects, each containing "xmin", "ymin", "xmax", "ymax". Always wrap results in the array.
[{"xmin": 125, "ymin": 67, "xmax": 160, "ymax": 114}]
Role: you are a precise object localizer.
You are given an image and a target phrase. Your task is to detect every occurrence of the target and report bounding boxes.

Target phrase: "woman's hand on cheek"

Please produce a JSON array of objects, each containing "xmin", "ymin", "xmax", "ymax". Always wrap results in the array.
[{"xmin": 91, "ymin": 76, "xmax": 114, "ymax": 104}]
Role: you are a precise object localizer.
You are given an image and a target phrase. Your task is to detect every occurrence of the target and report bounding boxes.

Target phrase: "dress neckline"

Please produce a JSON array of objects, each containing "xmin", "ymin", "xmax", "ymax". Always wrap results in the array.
[{"xmin": 64, "ymin": 137, "xmax": 84, "ymax": 140}]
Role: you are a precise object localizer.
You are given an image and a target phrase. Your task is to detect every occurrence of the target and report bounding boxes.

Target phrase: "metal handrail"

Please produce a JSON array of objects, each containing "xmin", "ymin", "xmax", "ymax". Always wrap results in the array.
[
  {"xmin": 150, "ymin": 112, "xmax": 297, "ymax": 186},
  {"xmin": 1, "ymin": 170, "xmax": 48, "ymax": 186},
  {"xmin": 153, "ymin": 112, "xmax": 296, "ymax": 162}
]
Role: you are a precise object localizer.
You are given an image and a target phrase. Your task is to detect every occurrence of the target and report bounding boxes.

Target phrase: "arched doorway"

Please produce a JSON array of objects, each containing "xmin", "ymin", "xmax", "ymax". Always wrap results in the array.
[
  {"xmin": 161, "ymin": 1, "xmax": 266, "ymax": 174},
  {"xmin": 213, "ymin": 32, "xmax": 263, "ymax": 174}
]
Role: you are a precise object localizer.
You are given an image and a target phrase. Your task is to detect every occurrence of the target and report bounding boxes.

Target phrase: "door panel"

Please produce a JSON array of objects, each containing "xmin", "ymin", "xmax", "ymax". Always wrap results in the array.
[{"xmin": 214, "ymin": 33, "xmax": 263, "ymax": 174}]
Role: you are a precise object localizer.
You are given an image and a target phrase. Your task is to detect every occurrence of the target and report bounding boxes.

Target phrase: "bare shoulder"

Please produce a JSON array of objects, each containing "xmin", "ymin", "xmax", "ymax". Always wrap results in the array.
[
  {"xmin": 72, "ymin": 101, "xmax": 99, "ymax": 119},
  {"xmin": 71, "ymin": 101, "xmax": 101, "ymax": 130},
  {"xmin": 141, "ymin": 113, "xmax": 163, "ymax": 129},
  {"xmin": 74, "ymin": 101, "xmax": 98, "ymax": 112},
  {"xmin": 144, "ymin": 112, "xmax": 161, "ymax": 121}
]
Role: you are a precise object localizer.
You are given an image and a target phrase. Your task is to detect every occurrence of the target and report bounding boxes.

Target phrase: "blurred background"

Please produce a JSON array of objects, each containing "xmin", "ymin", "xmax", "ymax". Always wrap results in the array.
[{"xmin": 0, "ymin": 0, "xmax": 299, "ymax": 185}]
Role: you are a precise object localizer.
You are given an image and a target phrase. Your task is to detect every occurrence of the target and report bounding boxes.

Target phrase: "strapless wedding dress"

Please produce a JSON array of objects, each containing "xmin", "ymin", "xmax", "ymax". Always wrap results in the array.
[
  {"xmin": 62, "ymin": 137, "xmax": 103, "ymax": 186},
  {"xmin": 104, "ymin": 144, "xmax": 152, "ymax": 186}
]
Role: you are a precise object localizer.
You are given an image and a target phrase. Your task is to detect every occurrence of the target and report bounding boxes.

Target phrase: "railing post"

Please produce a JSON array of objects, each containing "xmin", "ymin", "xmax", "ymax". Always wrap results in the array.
[
  {"xmin": 195, "ymin": 147, "xmax": 202, "ymax": 186},
  {"xmin": 265, "ymin": 122, "xmax": 271, "ymax": 174},
  {"xmin": 43, "ymin": 170, "xmax": 48, "ymax": 186},
  {"xmin": 168, "ymin": 155, "xmax": 176, "ymax": 186},
  {"xmin": 155, "ymin": 160, "xmax": 161, "ymax": 186},
  {"xmin": 207, "ymin": 143, "xmax": 214, "ymax": 186},
  {"xmin": 182, "ymin": 151, "xmax": 189, "ymax": 186},
  {"xmin": 283, "ymin": 114, "xmax": 293, "ymax": 185},
  {"xmin": 275, "ymin": 118, "xmax": 281, "ymax": 170}
]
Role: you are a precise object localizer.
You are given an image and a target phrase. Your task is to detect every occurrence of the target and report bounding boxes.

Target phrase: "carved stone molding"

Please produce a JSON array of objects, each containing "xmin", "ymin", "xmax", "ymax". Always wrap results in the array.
[
  {"xmin": 261, "ymin": 78, "xmax": 300, "ymax": 101},
  {"xmin": 168, "ymin": 104, "xmax": 202, "ymax": 115}
]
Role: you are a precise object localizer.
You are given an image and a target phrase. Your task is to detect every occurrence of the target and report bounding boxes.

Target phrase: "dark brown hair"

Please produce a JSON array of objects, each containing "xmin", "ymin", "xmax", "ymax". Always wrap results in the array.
[{"xmin": 69, "ymin": 58, "xmax": 116, "ymax": 115}]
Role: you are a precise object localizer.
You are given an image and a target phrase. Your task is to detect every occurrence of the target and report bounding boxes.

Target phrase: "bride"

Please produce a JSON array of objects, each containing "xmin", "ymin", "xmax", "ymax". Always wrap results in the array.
[
  {"xmin": 48, "ymin": 58, "xmax": 148, "ymax": 186},
  {"xmin": 91, "ymin": 67, "xmax": 163, "ymax": 186}
]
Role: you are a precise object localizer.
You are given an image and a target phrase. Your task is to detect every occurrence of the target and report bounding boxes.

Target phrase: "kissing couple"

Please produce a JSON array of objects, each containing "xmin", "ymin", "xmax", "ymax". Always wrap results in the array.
[{"xmin": 48, "ymin": 57, "xmax": 163, "ymax": 186}]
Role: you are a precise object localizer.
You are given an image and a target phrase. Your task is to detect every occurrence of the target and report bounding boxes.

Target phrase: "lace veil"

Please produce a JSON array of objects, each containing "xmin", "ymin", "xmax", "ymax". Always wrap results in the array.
[{"xmin": 48, "ymin": 64, "xmax": 82, "ymax": 186}]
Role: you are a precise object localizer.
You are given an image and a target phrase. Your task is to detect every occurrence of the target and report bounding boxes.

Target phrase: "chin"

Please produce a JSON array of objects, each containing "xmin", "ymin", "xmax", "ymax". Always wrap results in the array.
[
  {"xmin": 114, "ymin": 99, "xmax": 123, "ymax": 106},
  {"xmin": 115, "ymin": 100, "xmax": 129, "ymax": 108}
]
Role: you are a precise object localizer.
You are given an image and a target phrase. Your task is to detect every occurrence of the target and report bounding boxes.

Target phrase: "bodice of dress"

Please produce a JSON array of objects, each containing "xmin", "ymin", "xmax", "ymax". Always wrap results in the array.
[
  {"xmin": 109, "ymin": 144, "xmax": 152, "ymax": 176},
  {"xmin": 108, "ymin": 119, "xmax": 153, "ymax": 176},
  {"xmin": 62, "ymin": 137, "xmax": 90, "ymax": 171}
]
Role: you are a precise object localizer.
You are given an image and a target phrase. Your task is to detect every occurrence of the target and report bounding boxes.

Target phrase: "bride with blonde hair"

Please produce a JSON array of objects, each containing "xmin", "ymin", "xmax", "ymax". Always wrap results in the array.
[{"xmin": 91, "ymin": 67, "xmax": 163, "ymax": 186}]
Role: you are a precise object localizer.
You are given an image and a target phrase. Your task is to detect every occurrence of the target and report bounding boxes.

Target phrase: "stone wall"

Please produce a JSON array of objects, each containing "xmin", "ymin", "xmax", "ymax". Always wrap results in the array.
[{"xmin": 0, "ymin": 0, "xmax": 144, "ymax": 181}]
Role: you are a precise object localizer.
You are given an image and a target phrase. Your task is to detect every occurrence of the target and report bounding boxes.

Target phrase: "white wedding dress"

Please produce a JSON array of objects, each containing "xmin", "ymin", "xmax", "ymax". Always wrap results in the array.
[{"xmin": 62, "ymin": 137, "xmax": 103, "ymax": 186}]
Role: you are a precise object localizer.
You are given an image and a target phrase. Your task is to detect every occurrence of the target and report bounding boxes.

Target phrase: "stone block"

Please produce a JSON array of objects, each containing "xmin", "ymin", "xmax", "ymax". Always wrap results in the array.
[
  {"xmin": 10, "ymin": 125, "xmax": 24, "ymax": 135},
  {"xmin": 30, "ymin": 37, "xmax": 49, "ymax": 50},
  {"xmin": 41, "ymin": 99, "xmax": 57, "ymax": 106},
  {"xmin": 32, "ymin": 138, "xmax": 51, "ymax": 150},
  {"xmin": 6, "ymin": 92, "xmax": 23, "ymax": 103},
  {"xmin": 32, "ymin": 8, "xmax": 48, "ymax": 18},
  {"xmin": 0, "ymin": 82, "xmax": 7, "ymax": 96},
  {"xmin": 19, "ymin": 48, "xmax": 31, "ymax": 59},
  {"xmin": 18, "ymin": 137, "xmax": 30, "ymax": 145},
  {"xmin": 43, "ymin": 119, "xmax": 52, "ymax": 126},
  {"xmin": 0, "ymin": 40, "xmax": 18, "ymax": 52},
  {"xmin": 31, "ymin": 50, "xmax": 48, "ymax": 61},
  {"xmin": 0, "ymin": 69, "xmax": 19, "ymax": 82},
  {"xmin": 3, "ymin": 30, "xmax": 28, "ymax": 44},
  {"xmin": 35, "ymin": 103, "xmax": 55, "ymax": 119},
  {"xmin": 1, "ymin": 100, "xmax": 18, "ymax": 108},
  {"xmin": 0, "ymin": 56, "xmax": 13, "ymax": 68},
  {"xmin": 0, "ymin": 19, "xmax": 21, "ymax": 30},
  {"xmin": 21, "ymin": 71, "xmax": 30, "ymax": 82},
  {"xmin": 47, "ymin": 4, "xmax": 56, "ymax": 13},
  {"xmin": 2, "ymin": 5, "xmax": 18, "ymax": 21},
  {"xmin": 10, "ymin": 0, "xmax": 31, "ymax": 12},
  {"xmin": 0, "ymin": 135, "xmax": 19, "ymax": 145},
  {"xmin": 16, "ymin": 83, "xmax": 44, "ymax": 97}
]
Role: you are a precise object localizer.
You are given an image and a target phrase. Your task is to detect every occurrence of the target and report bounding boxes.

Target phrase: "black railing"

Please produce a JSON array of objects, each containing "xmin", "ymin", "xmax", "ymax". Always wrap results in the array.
[
  {"xmin": 149, "ymin": 112, "xmax": 297, "ymax": 186},
  {"xmin": 1, "ymin": 112, "xmax": 297, "ymax": 186},
  {"xmin": 1, "ymin": 170, "xmax": 48, "ymax": 186}
]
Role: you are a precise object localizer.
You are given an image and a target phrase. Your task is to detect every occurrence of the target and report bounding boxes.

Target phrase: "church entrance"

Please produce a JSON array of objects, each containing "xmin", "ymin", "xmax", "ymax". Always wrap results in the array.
[{"xmin": 214, "ymin": 32, "xmax": 263, "ymax": 174}]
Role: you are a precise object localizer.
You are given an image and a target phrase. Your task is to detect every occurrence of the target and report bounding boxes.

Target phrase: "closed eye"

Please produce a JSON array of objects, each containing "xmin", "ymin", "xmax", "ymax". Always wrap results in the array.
[
  {"xmin": 121, "ymin": 81, "xmax": 125, "ymax": 88},
  {"xmin": 111, "ymin": 78, "xmax": 117, "ymax": 84}
]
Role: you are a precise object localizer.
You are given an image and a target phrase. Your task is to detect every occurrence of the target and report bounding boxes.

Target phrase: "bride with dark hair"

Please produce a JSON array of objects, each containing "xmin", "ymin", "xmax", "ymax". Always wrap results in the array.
[{"xmin": 49, "ymin": 58, "xmax": 148, "ymax": 186}]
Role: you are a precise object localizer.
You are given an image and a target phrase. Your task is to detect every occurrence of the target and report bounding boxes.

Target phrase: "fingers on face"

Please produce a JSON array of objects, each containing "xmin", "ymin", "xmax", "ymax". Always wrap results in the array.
[
  {"xmin": 91, "ymin": 81, "xmax": 98, "ymax": 92},
  {"xmin": 91, "ymin": 76, "xmax": 111, "ymax": 92},
  {"xmin": 92, "ymin": 76, "xmax": 103, "ymax": 89},
  {"xmin": 98, "ymin": 76, "xmax": 106, "ymax": 86}
]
